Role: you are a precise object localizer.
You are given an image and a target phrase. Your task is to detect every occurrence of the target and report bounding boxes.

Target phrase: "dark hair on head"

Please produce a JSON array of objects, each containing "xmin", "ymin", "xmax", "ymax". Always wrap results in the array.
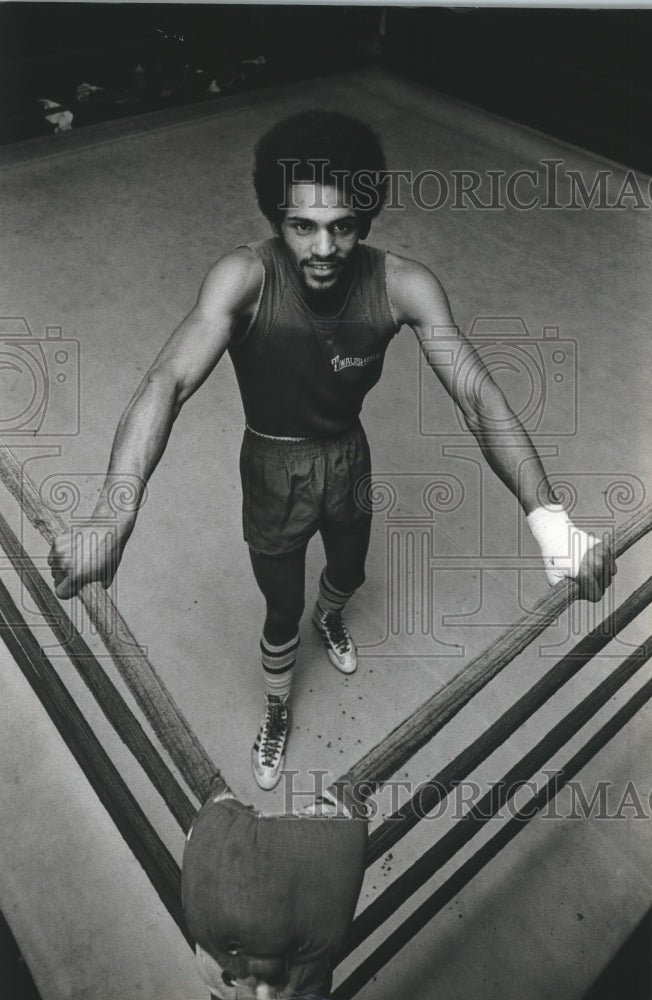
[{"xmin": 253, "ymin": 110, "xmax": 387, "ymax": 237}]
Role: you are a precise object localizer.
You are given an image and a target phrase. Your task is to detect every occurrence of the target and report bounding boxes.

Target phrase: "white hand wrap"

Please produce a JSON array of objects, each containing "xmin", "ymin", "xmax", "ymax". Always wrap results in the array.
[{"xmin": 527, "ymin": 504, "xmax": 599, "ymax": 586}]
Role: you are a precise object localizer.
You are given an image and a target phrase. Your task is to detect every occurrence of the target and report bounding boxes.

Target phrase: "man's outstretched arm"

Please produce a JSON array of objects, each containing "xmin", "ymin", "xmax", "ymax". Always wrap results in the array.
[
  {"xmin": 386, "ymin": 254, "xmax": 615, "ymax": 601},
  {"xmin": 49, "ymin": 249, "xmax": 262, "ymax": 598}
]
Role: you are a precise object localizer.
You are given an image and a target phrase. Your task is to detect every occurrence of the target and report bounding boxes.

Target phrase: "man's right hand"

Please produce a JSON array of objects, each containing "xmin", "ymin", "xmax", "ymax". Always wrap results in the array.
[{"xmin": 48, "ymin": 521, "xmax": 131, "ymax": 599}]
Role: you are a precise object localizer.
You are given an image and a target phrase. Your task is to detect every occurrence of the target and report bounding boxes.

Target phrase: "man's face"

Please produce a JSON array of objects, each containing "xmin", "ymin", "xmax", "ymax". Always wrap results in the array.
[{"xmin": 277, "ymin": 183, "xmax": 362, "ymax": 293}]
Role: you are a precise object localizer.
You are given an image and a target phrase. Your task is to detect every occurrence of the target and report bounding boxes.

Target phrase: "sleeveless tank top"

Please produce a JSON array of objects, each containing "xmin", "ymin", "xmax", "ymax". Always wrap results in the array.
[{"xmin": 228, "ymin": 238, "xmax": 400, "ymax": 438}]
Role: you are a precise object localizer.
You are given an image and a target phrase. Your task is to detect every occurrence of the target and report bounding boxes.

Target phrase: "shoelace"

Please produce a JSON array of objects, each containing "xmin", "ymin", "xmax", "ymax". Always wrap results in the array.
[
  {"xmin": 324, "ymin": 612, "xmax": 350, "ymax": 653},
  {"xmin": 260, "ymin": 700, "xmax": 288, "ymax": 765}
]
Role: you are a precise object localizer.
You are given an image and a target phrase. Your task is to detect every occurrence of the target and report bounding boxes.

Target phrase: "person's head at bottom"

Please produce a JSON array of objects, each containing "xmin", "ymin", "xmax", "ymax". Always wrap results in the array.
[
  {"xmin": 194, "ymin": 945, "xmax": 302, "ymax": 999},
  {"xmin": 182, "ymin": 792, "xmax": 368, "ymax": 1000}
]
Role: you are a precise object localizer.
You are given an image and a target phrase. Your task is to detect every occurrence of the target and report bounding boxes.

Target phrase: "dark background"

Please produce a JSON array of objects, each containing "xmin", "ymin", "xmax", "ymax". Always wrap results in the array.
[{"xmin": 1, "ymin": 3, "xmax": 652, "ymax": 173}]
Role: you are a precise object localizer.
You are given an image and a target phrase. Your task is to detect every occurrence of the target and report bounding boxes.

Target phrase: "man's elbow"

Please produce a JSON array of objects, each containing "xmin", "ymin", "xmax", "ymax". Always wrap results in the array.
[{"xmin": 459, "ymin": 383, "xmax": 514, "ymax": 434}]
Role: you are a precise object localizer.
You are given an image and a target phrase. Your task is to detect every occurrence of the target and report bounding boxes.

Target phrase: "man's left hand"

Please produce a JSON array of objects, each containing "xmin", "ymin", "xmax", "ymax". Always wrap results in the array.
[
  {"xmin": 572, "ymin": 539, "xmax": 616, "ymax": 602},
  {"xmin": 527, "ymin": 504, "xmax": 617, "ymax": 602}
]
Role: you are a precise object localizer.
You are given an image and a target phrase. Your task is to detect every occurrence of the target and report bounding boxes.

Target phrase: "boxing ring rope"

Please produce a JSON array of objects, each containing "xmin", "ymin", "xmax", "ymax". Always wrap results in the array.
[
  {"xmin": 340, "ymin": 620, "xmax": 652, "ymax": 958},
  {"xmin": 325, "ymin": 507, "xmax": 652, "ymax": 992},
  {"xmin": 333, "ymin": 638, "xmax": 652, "ymax": 999},
  {"xmin": 0, "ymin": 574, "xmax": 191, "ymax": 944},
  {"xmin": 0, "ymin": 433, "xmax": 650, "ymax": 995},
  {"xmin": 329, "ymin": 503, "xmax": 652, "ymax": 810},
  {"xmin": 364, "ymin": 573, "xmax": 652, "ymax": 866},
  {"xmin": 0, "ymin": 440, "xmax": 226, "ymax": 804},
  {"xmin": 0, "ymin": 506, "xmax": 197, "ymax": 832}
]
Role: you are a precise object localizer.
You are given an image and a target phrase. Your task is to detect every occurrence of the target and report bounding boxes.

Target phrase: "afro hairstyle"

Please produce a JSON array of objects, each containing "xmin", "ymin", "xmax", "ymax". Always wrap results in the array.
[{"xmin": 253, "ymin": 110, "xmax": 387, "ymax": 238}]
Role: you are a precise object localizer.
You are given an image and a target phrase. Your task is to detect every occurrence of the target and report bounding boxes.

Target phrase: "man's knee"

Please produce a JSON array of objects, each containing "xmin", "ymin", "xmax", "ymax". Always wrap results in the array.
[
  {"xmin": 322, "ymin": 521, "xmax": 371, "ymax": 594},
  {"xmin": 265, "ymin": 600, "xmax": 304, "ymax": 639}
]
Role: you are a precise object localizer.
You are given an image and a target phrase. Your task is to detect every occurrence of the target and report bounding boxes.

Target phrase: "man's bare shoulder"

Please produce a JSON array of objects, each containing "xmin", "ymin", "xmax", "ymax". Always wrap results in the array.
[
  {"xmin": 385, "ymin": 251, "xmax": 442, "ymax": 292},
  {"xmin": 198, "ymin": 245, "xmax": 264, "ymax": 318},
  {"xmin": 385, "ymin": 252, "xmax": 450, "ymax": 327}
]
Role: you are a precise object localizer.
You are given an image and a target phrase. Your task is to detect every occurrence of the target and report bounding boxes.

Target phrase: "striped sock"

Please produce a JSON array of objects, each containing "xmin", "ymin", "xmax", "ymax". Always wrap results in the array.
[
  {"xmin": 316, "ymin": 570, "xmax": 354, "ymax": 617},
  {"xmin": 261, "ymin": 633, "xmax": 299, "ymax": 702}
]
